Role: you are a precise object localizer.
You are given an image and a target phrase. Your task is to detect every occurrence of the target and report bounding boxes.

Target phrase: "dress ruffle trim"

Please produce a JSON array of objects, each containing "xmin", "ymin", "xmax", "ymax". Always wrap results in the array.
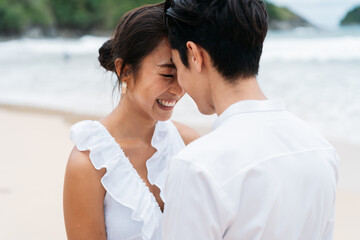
[
  {"xmin": 146, "ymin": 121, "xmax": 171, "ymax": 202},
  {"xmin": 70, "ymin": 120, "xmax": 172, "ymax": 240}
]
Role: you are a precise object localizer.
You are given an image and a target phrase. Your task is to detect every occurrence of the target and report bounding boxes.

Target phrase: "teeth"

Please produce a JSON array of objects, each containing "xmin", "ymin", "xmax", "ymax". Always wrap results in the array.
[{"xmin": 157, "ymin": 99, "xmax": 176, "ymax": 107}]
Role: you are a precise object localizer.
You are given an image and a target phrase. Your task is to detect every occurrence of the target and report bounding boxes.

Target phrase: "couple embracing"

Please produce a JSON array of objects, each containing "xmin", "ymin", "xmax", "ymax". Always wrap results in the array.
[{"xmin": 63, "ymin": 1, "xmax": 338, "ymax": 240}]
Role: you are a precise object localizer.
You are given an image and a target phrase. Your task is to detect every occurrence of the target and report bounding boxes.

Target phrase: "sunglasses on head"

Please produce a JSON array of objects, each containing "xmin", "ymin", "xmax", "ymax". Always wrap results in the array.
[
  {"xmin": 164, "ymin": 0, "xmax": 172, "ymax": 12},
  {"xmin": 164, "ymin": 0, "xmax": 203, "ymax": 26},
  {"xmin": 164, "ymin": 0, "xmax": 180, "ymax": 23}
]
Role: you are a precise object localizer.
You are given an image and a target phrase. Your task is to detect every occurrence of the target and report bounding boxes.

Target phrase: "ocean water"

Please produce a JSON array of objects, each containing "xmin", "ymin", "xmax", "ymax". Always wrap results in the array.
[{"xmin": 0, "ymin": 27, "xmax": 359, "ymax": 144}]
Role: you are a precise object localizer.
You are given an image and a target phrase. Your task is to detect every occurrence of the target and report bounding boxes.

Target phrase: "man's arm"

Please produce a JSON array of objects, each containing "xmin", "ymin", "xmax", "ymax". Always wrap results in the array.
[
  {"xmin": 322, "ymin": 200, "xmax": 336, "ymax": 240},
  {"xmin": 162, "ymin": 159, "xmax": 233, "ymax": 240}
]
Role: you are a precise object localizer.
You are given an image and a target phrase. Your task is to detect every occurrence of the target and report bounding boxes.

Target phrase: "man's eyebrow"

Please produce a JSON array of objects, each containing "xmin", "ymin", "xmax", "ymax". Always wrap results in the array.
[{"xmin": 157, "ymin": 63, "xmax": 176, "ymax": 69}]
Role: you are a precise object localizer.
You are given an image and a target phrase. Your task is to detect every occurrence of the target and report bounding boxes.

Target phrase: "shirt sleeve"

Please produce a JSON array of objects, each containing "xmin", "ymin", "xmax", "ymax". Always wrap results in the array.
[
  {"xmin": 162, "ymin": 159, "xmax": 233, "ymax": 240},
  {"xmin": 322, "ymin": 200, "xmax": 336, "ymax": 240},
  {"xmin": 322, "ymin": 153, "xmax": 339, "ymax": 240}
]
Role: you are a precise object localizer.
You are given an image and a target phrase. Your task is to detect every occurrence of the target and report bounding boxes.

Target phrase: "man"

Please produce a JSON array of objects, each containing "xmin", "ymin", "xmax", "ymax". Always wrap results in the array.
[{"xmin": 162, "ymin": 0, "xmax": 339, "ymax": 239}]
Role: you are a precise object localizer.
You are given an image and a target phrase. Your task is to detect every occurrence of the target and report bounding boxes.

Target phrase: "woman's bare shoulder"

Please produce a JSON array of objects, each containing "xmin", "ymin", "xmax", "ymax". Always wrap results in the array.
[
  {"xmin": 64, "ymin": 147, "xmax": 106, "ymax": 239},
  {"xmin": 66, "ymin": 147, "xmax": 105, "ymax": 180},
  {"xmin": 172, "ymin": 121, "xmax": 201, "ymax": 145}
]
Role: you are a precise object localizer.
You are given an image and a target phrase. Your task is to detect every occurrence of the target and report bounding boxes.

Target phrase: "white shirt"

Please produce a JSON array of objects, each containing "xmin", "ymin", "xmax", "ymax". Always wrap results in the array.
[
  {"xmin": 162, "ymin": 100, "xmax": 338, "ymax": 240},
  {"xmin": 70, "ymin": 120, "xmax": 185, "ymax": 240}
]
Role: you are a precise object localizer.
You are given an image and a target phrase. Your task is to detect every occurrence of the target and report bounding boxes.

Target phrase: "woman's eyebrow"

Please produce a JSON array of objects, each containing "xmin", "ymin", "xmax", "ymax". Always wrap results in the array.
[{"xmin": 157, "ymin": 63, "xmax": 176, "ymax": 69}]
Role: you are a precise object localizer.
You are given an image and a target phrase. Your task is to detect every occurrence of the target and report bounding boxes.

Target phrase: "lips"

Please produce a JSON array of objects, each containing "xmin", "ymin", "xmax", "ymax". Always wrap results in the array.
[
  {"xmin": 156, "ymin": 99, "xmax": 177, "ymax": 111},
  {"xmin": 157, "ymin": 99, "xmax": 176, "ymax": 107}
]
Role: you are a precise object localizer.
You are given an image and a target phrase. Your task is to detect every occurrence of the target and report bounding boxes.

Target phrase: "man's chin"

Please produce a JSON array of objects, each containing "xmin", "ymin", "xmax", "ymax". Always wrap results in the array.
[{"xmin": 197, "ymin": 104, "xmax": 215, "ymax": 116}]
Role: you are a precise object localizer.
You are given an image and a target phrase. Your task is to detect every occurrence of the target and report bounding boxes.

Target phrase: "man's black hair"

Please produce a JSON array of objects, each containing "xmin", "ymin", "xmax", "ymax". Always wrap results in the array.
[{"xmin": 165, "ymin": 0, "xmax": 268, "ymax": 81}]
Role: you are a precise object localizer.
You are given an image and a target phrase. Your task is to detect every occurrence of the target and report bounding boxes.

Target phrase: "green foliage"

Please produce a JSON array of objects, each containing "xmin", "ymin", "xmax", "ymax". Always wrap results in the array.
[
  {"xmin": 104, "ymin": 0, "xmax": 161, "ymax": 30},
  {"xmin": 49, "ymin": 0, "xmax": 163, "ymax": 31},
  {"xmin": 341, "ymin": 5, "xmax": 360, "ymax": 25},
  {"xmin": 51, "ymin": 0, "xmax": 104, "ymax": 30},
  {"xmin": 25, "ymin": 0, "xmax": 53, "ymax": 27},
  {"xmin": 0, "ymin": 0, "xmax": 305, "ymax": 36},
  {"xmin": 265, "ymin": 1, "xmax": 298, "ymax": 21},
  {"xmin": 0, "ymin": 2, "xmax": 27, "ymax": 34},
  {"xmin": 0, "ymin": 0, "xmax": 53, "ymax": 35}
]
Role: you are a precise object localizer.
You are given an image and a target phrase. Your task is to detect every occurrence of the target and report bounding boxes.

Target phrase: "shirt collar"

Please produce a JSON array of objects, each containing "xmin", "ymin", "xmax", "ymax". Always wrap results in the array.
[{"xmin": 212, "ymin": 99, "xmax": 286, "ymax": 130}]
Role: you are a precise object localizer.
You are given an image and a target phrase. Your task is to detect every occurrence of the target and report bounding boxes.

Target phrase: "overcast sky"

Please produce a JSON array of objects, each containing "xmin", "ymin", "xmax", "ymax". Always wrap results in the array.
[{"xmin": 268, "ymin": 0, "xmax": 360, "ymax": 28}]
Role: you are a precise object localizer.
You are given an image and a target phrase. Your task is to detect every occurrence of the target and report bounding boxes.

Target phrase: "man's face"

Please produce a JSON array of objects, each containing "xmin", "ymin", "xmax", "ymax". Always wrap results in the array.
[{"xmin": 171, "ymin": 49, "xmax": 215, "ymax": 115}]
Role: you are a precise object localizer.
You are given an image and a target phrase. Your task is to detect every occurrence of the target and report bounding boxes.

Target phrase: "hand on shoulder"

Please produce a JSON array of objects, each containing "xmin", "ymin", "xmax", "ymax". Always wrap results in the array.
[{"xmin": 172, "ymin": 121, "xmax": 201, "ymax": 145}]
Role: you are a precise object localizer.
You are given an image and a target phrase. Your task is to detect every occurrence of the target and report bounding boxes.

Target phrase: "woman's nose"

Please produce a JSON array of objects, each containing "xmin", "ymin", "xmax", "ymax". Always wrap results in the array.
[{"xmin": 169, "ymin": 79, "xmax": 185, "ymax": 96}]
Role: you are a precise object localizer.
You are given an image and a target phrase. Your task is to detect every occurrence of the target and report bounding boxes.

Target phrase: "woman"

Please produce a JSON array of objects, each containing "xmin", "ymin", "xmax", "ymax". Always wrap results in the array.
[{"xmin": 63, "ymin": 3, "xmax": 199, "ymax": 240}]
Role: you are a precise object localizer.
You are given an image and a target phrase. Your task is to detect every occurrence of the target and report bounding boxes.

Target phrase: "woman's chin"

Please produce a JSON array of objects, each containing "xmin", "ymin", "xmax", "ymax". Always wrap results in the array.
[
  {"xmin": 153, "ymin": 101, "xmax": 176, "ymax": 121},
  {"xmin": 156, "ymin": 112, "xmax": 173, "ymax": 122}
]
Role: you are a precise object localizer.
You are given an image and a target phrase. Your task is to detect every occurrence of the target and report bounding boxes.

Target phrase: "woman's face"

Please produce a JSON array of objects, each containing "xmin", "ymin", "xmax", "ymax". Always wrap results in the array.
[{"xmin": 126, "ymin": 38, "xmax": 184, "ymax": 122}]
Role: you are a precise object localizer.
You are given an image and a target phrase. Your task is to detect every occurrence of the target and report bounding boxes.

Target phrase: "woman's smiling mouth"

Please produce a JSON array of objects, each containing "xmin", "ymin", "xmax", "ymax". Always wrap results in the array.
[{"xmin": 156, "ymin": 99, "xmax": 177, "ymax": 110}]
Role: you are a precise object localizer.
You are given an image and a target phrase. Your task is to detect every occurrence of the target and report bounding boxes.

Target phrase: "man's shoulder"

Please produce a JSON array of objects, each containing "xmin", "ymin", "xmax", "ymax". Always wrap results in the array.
[
  {"xmin": 172, "ymin": 110, "xmax": 337, "ymax": 184},
  {"xmin": 174, "ymin": 128, "xmax": 223, "ymax": 162},
  {"xmin": 171, "ymin": 126, "xmax": 246, "ymax": 186}
]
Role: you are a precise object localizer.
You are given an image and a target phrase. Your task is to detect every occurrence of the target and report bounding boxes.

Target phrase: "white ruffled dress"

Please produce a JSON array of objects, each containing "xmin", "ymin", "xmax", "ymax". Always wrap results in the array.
[{"xmin": 70, "ymin": 120, "xmax": 185, "ymax": 240}]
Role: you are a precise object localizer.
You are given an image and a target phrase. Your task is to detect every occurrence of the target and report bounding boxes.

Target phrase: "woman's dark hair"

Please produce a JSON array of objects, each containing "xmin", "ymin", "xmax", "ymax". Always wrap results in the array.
[
  {"xmin": 165, "ymin": 0, "xmax": 268, "ymax": 82},
  {"xmin": 99, "ymin": 3, "xmax": 167, "ymax": 81}
]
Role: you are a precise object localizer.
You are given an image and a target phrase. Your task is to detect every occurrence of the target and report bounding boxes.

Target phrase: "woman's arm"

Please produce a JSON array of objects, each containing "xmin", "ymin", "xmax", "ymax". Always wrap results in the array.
[
  {"xmin": 172, "ymin": 121, "xmax": 201, "ymax": 145},
  {"xmin": 63, "ymin": 147, "xmax": 107, "ymax": 240}
]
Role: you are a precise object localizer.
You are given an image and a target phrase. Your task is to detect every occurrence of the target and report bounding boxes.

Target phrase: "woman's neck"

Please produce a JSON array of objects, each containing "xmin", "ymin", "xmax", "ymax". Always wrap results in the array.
[{"xmin": 101, "ymin": 97, "xmax": 156, "ymax": 144}]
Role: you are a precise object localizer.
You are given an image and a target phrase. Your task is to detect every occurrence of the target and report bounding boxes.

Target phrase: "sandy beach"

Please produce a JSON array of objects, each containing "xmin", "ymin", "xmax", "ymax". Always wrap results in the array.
[{"xmin": 0, "ymin": 106, "xmax": 359, "ymax": 240}]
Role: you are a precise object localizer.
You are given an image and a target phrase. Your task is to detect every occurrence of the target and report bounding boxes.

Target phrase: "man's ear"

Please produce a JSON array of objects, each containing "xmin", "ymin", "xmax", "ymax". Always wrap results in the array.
[{"xmin": 186, "ymin": 41, "xmax": 203, "ymax": 73}]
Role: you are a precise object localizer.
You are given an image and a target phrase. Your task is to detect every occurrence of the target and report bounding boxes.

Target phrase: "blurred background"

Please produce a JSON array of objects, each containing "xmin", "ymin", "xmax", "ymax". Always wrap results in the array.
[{"xmin": 0, "ymin": 0, "xmax": 359, "ymax": 239}]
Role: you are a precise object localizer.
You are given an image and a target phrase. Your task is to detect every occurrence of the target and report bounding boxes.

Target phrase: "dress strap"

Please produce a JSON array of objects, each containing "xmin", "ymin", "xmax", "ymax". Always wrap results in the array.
[{"xmin": 70, "ymin": 120, "xmax": 163, "ymax": 240}]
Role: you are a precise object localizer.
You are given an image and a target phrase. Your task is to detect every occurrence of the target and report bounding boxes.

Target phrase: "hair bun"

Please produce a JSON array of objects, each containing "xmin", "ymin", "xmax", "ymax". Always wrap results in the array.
[{"xmin": 98, "ymin": 39, "xmax": 115, "ymax": 72}]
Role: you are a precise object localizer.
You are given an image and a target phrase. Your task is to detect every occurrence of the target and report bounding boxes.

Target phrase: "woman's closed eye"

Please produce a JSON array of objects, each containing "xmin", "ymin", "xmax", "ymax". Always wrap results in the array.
[{"xmin": 161, "ymin": 74, "xmax": 174, "ymax": 78}]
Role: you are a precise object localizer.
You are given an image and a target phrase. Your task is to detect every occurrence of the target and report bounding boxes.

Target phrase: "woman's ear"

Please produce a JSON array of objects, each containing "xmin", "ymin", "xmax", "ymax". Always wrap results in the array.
[
  {"xmin": 115, "ymin": 58, "xmax": 132, "ymax": 83},
  {"xmin": 186, "ymin": 41, "xmax": 203, "ymax": 73},
  {"xmin": 114, "ymin": 58, "xmax": 123, "ymax": 77}
]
